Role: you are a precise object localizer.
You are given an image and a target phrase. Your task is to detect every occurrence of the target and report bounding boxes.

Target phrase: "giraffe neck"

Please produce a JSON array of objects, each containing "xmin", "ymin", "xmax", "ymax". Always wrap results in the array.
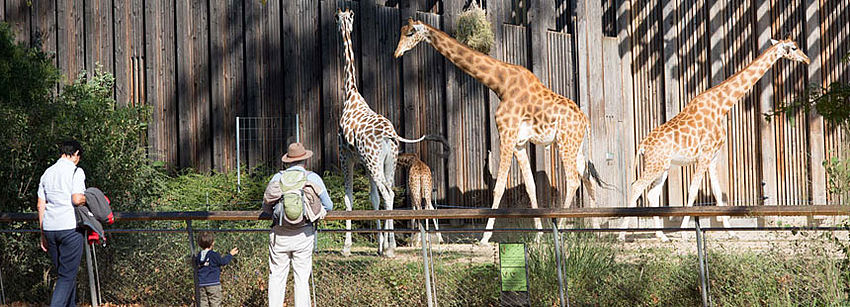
[
  {"xmin": 423, "ymin": 24, "xmax": 508, "ymax": 94},
  {"xmin": 715, "ymin": 44, "xmax": 783, "ymax": 113},
  {"xmin": 340, "ymin": 27, "xmax": 359, "ymax": 101}
]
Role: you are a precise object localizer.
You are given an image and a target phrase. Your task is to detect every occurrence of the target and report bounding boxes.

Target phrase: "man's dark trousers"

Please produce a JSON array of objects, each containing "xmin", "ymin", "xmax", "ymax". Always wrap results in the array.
[{"xmin": 45, "ymin": 229, "xmax": 84, "ymax": 307}]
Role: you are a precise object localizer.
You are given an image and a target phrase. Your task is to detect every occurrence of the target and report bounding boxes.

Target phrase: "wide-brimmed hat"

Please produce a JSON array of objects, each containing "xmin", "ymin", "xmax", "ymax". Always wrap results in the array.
[{"xmin": 281, "ymin": 142, "xmax": 313, "ymax": 163}]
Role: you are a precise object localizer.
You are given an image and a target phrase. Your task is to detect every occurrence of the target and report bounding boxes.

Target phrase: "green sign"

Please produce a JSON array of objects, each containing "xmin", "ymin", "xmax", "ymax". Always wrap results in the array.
[{"xmin": 499, "ymin": 243, "xmax": 528, "ymax": 292}]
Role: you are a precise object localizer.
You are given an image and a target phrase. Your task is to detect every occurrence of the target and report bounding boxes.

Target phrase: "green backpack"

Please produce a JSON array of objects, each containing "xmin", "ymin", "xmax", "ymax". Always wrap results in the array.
[{"xmin": 275, "ymin": 170, "xmax": 308, "ymax": 226}]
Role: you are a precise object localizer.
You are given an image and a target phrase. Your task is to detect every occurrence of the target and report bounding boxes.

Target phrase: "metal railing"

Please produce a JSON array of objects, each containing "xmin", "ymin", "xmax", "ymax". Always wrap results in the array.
[{"xmin": 1, "ymin": 205, "xmax": 848, "ymax": 307}]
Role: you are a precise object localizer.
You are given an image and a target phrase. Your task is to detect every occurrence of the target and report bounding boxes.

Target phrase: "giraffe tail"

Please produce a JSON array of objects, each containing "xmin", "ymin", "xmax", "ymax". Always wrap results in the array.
[
  {"xmin": 397, "ymin": 134, "xmax": 452, "ymax": 158},
  {"xmin": 585, "ymin": 159, "xmax": 616, "ymax": 190}
]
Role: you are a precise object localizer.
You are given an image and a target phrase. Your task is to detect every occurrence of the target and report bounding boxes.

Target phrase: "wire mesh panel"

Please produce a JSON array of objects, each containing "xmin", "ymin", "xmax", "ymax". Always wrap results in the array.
[{"xmin": 237, "ymin": 116, "xmax": 298, "ymax": 171}]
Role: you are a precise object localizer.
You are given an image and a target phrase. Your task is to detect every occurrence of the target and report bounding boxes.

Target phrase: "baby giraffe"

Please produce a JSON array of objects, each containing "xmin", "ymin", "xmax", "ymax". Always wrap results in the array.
[{"xmin": 397, "ymin": 153, "xmax": 444, "ymax": 244}]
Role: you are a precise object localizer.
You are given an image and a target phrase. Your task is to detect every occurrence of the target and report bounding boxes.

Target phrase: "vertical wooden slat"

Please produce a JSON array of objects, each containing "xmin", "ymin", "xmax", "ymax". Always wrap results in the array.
[
  {"xmin": 6, "ymin": 0, "xmax": 30, "ymax": 45},
  {"xmin": 771, "ymin": 0, "xmax": 810, "ymax": 205},
  {"xmin": 320, "ymin": 0, "xmax": 343, "ymax": 170},
  {"xmin": 756, "ymin": 0, "xmax": 778, "ymax": 206},
  {"xmin": 244, "ymin": 0, "xmax": 283, "ymax": 168},
  {"xmin": 577, "ymin": 0, "xmax": 612, "ymax": 208},
  {"xmin": 415, "ymin": 12, "xmax": 447, "ymax": 202},
  {"xmin": 601, "ymin": 37, "xmax": 626, "ymax": 209},
  {"xmin": 630, "ymin": 0, "xmax": 665, "ymax": 212},
  {"xmin": 821, "ymin": 0, "xmax": 850, "ymax": 205},
  {"xmin": 486, "ymin": 0, "xmax": 506, "ymax": 191},
  {"xmin": 56, "ymin": 0, "xmax": 85, "ymax": 80},
  {"xmin": 660, "ymin": 0, "xmax": 685, "ymax": 207},
  {"xmin": 177, "ymin": 0, "xmax": 211, "ymax": 170},
  {"xmin": 618, "ymin": 0, "xmax": 636, "ymax": 208},
  {"xmin": 32, "ymin": 0, "xmax": 57, "ymax": 67},
  {"xmin": 84, "ymin": 0, "xmax": 113, "ymax": 75},
  {"xmin": 805, "ymin": 0, "xmax": 827, "ymax": 205},
  {"xmin": 113, "ymin": 0, "xmax": 134, "ymax": 105},
  {"xmin": 546, "ymin": 31, "xmax": 575, "ymax": 208},
  {"xmin": 530, "ymin": 0, "xmax": 555, "ymax": 209},
  {"xmin": 210, "ymin": 0, "xmax": 244, "ymax": 171},
  {"xmin": 282, "ymin": 0, "xmax": 322, "ymax": 170},
  {"xmin": 442, "ymin": 0, "xmax": 462, "ymax": 206},
  {"xmin": 373, "ymin": 5, "xmax": 401, "ymax": 127},
  {"xmin": 145, "ymin": 0, "xmax": 178, "ymax": 167}
]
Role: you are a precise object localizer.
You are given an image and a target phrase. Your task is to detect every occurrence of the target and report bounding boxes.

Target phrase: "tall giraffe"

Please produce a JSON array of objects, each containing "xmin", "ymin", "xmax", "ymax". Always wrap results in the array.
[
  {"xmin": 620, "ymin": 38, "xmax": 810, "ymax": 242},
  {"xmin": 336, "ymin": 10, "xmax": 449, "ymax": 257},
  {"xmin": 394, "ymin": 19, "xmax": 605, "ymax": 244}
]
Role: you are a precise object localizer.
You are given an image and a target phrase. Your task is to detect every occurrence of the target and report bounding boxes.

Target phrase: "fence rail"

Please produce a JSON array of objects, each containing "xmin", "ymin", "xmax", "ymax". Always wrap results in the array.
[
  {"xmin": 2, "ymin": 205, "xmax": 849, "ymax": 223},
  {"xmin": 1, "ymin": 207, "xmax": 848, "ymax": 307}
]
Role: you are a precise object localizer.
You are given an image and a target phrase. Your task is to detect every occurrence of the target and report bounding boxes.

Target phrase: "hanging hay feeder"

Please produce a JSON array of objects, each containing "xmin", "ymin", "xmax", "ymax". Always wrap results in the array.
[{"xmin": 455, "ymin": 2, "xmax": 495, "ymax": 55}]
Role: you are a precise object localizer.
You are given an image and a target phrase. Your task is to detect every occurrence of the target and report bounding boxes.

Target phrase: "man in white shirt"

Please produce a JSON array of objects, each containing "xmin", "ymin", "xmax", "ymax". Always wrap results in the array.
[{"xmin": 37, "ymin": 140, "xmax": 87, "ymax": 307}]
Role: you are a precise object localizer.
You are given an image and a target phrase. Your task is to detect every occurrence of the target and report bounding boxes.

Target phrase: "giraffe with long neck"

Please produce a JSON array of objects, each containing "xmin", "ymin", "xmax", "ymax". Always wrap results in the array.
[
  {"xmin": 336, "ymin": 10, "xmax": 449, "ymax": 256},
  {"xmin": 395, "ymin": 19, "xmax": 605, "ymax": 244},
  {"xmin": 620, "ymin": 38, "xmax": 810, "ymax": 242}
]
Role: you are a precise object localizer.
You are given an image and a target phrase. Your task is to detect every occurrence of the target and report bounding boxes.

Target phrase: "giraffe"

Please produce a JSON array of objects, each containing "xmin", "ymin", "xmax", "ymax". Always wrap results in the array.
[
  {"xmin": 619, "ymin": 38, "xmax": 810, "ymax": 242},
  {"xmin": 336, "ymin": 10, "xmax": 449, "ymax": 257},
  {"xmin": 394, "ymin": 19, "xmax": 606, "ymax": 244},
  {"xmin": 397, "ymin": 153, "xmax": 444, "ymax": 245}
]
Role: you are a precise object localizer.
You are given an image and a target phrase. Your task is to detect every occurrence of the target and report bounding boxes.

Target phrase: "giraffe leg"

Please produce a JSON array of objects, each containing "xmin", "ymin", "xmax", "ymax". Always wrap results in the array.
[
  {"xmin": 369, "ymin": 179, "xmax": 384, "ymax": 256},
  {"xmin": 618, "ymin": 167, "xmax": 667, "ymax": 241},
  {"xmin": 647, "ymin": 171, "xmax": 670, "ymax": 242},
  {"xmin": 410, "ymin": 175, "xmax": 422, "ymax": 247},
  {"xmin": 381, "ymin": 148, "xmax": 397, "ymax": 257},
  {"xmin": 707, "ymin": 155, "xmax": 737, "ymax": 239},
  {"xmin": 481, "ymin": 135, "xmax": 517, "ymax": 245},
  {"xmin": 680, "ymin": 158, "xmax": 710, "ymax": 239},
  {"xmin": 376, "ymin": 180, "xmax": 396, "ymax": 257},
  {"xmin": 515, "ymin": 147, "xmax": 543, "ymax": 231},
  {"xmin": 556, "ymin": 139, "xmax": 581, "ymax": 229},
  {"xmin": 342, "ymin": 156, "xmax": 355, "ymax": 257},
  {"xmin": 423, "ymin": 174, "xmax": 443, "ymax": 243}
]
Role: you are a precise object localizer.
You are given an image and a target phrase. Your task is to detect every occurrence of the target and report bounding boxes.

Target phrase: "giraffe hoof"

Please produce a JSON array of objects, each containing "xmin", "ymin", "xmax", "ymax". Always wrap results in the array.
[
  {"xmin": 383, "ymin": 249, "xmax": 396, "ymax": 258},
  {"xmin": 342, "ymin": 248, "xmax": 352, "ymax": 257}
]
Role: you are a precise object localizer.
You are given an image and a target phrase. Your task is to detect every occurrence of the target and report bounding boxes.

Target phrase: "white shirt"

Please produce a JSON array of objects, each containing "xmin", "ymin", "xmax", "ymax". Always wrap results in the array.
[{"xmin": 37, "ymin": 158, "xmax": 86, "ymax": 231}]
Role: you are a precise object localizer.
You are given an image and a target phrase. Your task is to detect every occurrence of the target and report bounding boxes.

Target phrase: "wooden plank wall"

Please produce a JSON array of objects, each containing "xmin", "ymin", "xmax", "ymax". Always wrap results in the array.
[
  {"xmin": 820, "ymin": 0, "xmax": 849, "ymax": 204},
  {"xmin": 3, "ymin": 0, "xmax": 847, "ymax": 208}
]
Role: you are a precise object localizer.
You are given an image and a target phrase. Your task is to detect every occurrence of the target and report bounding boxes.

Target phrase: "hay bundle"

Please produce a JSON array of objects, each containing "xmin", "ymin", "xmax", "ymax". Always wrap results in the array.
[{"xmin": 455, "ymin": 2, "xmax": 494, "ymax": 54}]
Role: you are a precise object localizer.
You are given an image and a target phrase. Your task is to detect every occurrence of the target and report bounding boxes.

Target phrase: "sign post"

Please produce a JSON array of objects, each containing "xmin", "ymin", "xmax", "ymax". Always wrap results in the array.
[{"xmin": 499, "ymin": 243, "xmax": 530, "ymax": 306}]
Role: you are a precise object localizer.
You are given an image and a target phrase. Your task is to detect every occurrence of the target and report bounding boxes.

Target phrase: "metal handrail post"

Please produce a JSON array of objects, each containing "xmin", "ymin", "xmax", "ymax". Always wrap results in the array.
[
  {"xmin": 695, "ymin": 217, "xmax": 711, "ymax": 307},
  {"xmin": 187, "ymin": 221, "xmax": 200, "ymax": 307},
  {"xmin": 236, "ymin": 117, "xmax": 241, "ymax": 193},
  {"xmin": 92, "ymin": 243, "xmax": 103, "ymax": 304},
  {"xmin": 0, "ymin": 264, "xmax": 6, "ymax": 304},
  {"xmin": 84, "ymin": 240, "xmax": 98, "ymax": 307},
  {"xmin": 419, "ymin": 220, "xmax": 434, "ymax": 307},
  {"xmin": 551, "ymin": 218, "xmax": 569, "ymax": 307}
]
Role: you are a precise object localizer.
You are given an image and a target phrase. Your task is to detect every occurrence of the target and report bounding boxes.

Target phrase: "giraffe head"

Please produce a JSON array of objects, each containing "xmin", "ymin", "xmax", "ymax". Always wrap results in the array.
[
  {"xmin": 336, "ymin": 9, "xmax": 354, "ymax": 34},
  {"xmin": 770, "ymin": 37, "xmax": 810, "ymax": 64},
  {"xmin": 394, "ymin": 18, "xmax": 430, "ymax": 58}
]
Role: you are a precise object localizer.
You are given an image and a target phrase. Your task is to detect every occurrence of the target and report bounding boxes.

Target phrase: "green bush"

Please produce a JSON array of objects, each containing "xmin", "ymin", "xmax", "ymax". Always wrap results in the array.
[{"xmin": 0, "ymin": 22, "xmax": 162, "ymax": 212}]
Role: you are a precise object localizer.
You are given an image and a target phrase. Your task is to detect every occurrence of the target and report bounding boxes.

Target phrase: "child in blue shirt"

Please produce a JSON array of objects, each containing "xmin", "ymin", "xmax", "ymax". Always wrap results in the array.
[{"xmin": 195, "ymin": 232, "xmax": 238, "ymax": 307}]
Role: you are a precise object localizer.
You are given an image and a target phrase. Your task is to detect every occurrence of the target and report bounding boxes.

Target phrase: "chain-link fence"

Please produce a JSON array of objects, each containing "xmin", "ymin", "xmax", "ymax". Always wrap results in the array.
[{"xmin": 1, "ymin": 213, "xmax": 849, "ymax": 306}]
